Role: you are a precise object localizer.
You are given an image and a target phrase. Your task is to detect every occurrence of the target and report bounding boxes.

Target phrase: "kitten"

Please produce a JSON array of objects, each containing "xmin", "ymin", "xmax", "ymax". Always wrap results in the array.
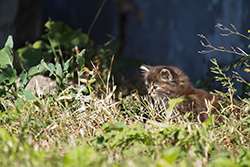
[{"xmin": 140, "ymin": 64, "xmax": 220, "ymax": 122}]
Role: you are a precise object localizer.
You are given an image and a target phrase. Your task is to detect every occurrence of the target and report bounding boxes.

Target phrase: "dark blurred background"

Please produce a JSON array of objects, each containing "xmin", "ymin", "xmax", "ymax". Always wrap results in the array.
[{"xmin": 1, "ymin": 0, "xmax": 250, "ymax": 84}]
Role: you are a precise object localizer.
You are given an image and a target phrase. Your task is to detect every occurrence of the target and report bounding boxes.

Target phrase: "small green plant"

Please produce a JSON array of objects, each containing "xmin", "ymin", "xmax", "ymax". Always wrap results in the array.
[
  {"xmin": 198, "ymin": 23, "xmax": 250, "ymax": 97},
  {"xmin": 0, "ymin": 20, "xmax": 114, "ymax": 111},
  {"xmin": 0, "ymin": 36, "xmax": 17, "ymax": 86},
  {"xmin": 0, "ymin": 36, "xmax": 37, "ymax": 112},
  {"xmin": 16, "ymin": 20, "xmax": 113, "ymax": 88},
  {"xmin": 16, "ymin": 20, "xmax": 92, "ymax": 69}
]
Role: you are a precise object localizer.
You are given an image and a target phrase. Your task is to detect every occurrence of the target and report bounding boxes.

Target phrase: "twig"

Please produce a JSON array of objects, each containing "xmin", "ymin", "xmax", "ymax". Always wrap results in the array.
[
  {"xmin": 87, "ymin": 0, "xmax": 107, "ymax": 37},
  {"xmin": 198, "ymin": 34, "xmax": 246, "ymax": 56},
  {"xmin": 216, "ymin": 23, "xmax": 250, "ymax": 40}
]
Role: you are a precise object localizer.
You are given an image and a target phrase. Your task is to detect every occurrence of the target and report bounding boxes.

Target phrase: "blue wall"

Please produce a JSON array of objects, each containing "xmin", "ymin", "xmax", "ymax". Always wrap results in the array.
[
  {"xmin": 43, "ymin": 0, "xmax": 118, "ymax": 45},
  {"xmin": 42, "ymin": 0, "xmax": 250, "ymax": 82}
]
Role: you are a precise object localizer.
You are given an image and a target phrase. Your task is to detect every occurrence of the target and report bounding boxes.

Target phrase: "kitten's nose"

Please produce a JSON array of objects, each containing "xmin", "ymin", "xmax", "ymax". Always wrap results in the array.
[{"xmin": 148, "ymin": 88, "xmax": 153, "ymax": 95}]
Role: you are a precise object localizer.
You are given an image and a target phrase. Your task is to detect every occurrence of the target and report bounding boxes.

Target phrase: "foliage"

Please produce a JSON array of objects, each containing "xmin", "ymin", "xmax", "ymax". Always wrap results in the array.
[
  {"xmin": 0, "ymin": 36, "xmax": 17, "ymax": 86},
  {"xmin": 16, "ymin": 20, "xmax": 92, "ymax": 69},
  {"xmin": 198, "ymin": 23, "xmax": 250, "ymax": 97},
  {"xmin": 0, "ymin": 22, "xmax": 250, "ymax": 167},
  {"xmin": 16, "ymin": 20, "xmax": 113, "ymax": 89}
]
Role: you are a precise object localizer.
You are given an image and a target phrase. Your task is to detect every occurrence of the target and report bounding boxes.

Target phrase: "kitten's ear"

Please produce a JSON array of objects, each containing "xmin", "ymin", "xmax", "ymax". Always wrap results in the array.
[
  {"xmin": 140, "ymin": 64, "xmax": 151, "ymax": 75},
  {"xmin": 160, "ymin": 68, "xmax": 173, "ymax": 81}
]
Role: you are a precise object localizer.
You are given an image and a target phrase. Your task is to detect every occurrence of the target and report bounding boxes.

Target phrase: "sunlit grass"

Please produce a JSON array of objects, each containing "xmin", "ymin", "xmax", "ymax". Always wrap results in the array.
[
  {"xmin": 1, "ymin": 22, "xmax": 250, "ymax": 166},
  {"xmin": 1, "ymin": 72, "xmax": 250, "ymax": 166}
]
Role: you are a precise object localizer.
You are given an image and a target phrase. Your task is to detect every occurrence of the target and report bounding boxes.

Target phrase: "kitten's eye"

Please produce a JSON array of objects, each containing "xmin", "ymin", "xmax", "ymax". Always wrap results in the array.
[
  {"xmin": 153, "ymin": 85, "xmax": 158, "ymax": 89},
  {"xmin": 145, "ymin": 84, "xmax": 149, "ymax": 89}
]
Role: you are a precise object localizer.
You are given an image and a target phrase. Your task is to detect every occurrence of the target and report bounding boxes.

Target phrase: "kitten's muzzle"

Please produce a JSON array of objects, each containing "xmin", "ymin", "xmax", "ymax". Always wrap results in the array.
[{"xmin": 147, "ymin": 88, "xmax": 157, "ymax": 97}]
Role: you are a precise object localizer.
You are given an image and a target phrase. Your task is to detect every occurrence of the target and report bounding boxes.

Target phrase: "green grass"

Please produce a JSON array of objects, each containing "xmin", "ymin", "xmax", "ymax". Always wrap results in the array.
[
  {"xmin": 1, "ymin": 22, "xmax": 250, "ymax": 167},
  {"xmin": 1, "ymin": 79, "xmax": 250, "ymax": 167}
]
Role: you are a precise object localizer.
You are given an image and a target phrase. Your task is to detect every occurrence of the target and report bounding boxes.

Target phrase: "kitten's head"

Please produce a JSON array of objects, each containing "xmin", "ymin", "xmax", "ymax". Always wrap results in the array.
[{"xmin": 140, "ymin": 65, "xmax": 189, "ymax": 98}]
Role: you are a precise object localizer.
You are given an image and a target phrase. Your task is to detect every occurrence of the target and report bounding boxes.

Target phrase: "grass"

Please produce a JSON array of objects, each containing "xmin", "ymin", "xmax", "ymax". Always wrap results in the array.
[
  {"xmin": 1, "ymin": 23, "xmax": 250, "ymax": 166},
  {"xmin": 1, "ymin": 70, "xmax": 250, "ymax": 167}
]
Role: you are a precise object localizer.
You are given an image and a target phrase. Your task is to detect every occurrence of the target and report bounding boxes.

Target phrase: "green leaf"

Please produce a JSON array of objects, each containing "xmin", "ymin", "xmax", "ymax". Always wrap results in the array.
[
  {"xmin": 48, "ymin": 63, "xmax": 55, "ymax": 76},
  {"xmin": 64, "ymin": 56, "xmax": 73, "ymax": 72},
  {"xmin": 0, "ymin": 47, "xmax": 13, "ymax": 68},
  {"xmin": 103, "ymin": 122, "xmax": 129, "ymax": 132},
  {"xmin": 14, "ymin": 97, "xmax": 25, "ymax": 109},
  {"xmin": 0, "ymin": 128, "xmax": 11, "ymax": 141},
  {"xmin": 5, "ymin": 35, "xmax": 13, "ymax": 49},
  {"xmin": 17, "ymin": 46, "xmax": 44, "ymax": 68},
  {"xmin": 71, "ymin": 33, "xmax": 92, "ymax": 47},
  {"xmin": 64, "ymin": 145, "xmax": 99, "ymax": 167},
  {"xmin": 44, "ymin": 20, "xmax": 55, "ymax": 30},
  {"xmin": 213, "ymin": 158, "xmax": 237, "ymax": 167},
  {"xmin": 32, "ymin": 40, "xmax": 49, "ymax": 49},
  {"xmin": 28, "ymin": 63, "xmax": 46, "ymax": 77},
  {"xmin": 39, "ymin": 59, "xmax": 57, "ymax": 78},
  {"xmin": 19, "ymin": 89, "xmax": 35, "ymax": 101},
  {"xmin": 55, "ymin": 62, "xmax": 63, "ymax": 79},
  {"xmin": 76, "ymin": 49, "xmax": 85, "ymax": 69},
  {"xmin": 19, "ymin": 70, "xmax": 27, "ymax": 88},
  {"xmin": 159, "ymin": 147, "xmax": 180, "ymax": 166},
  {"xmin": 55, "ymin": 62, "xmax": 63, "ymax": 85},
  {"xmin": 167, "ymin": 98, "xmax": 185, "ymax": 111},
  {"xmin": 47, "ymin": 35, "xmax": 57, "ymax": 58},
  {"xmin": 0, "ymin": 66, "xmax": 17, "ymax": 85}
]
